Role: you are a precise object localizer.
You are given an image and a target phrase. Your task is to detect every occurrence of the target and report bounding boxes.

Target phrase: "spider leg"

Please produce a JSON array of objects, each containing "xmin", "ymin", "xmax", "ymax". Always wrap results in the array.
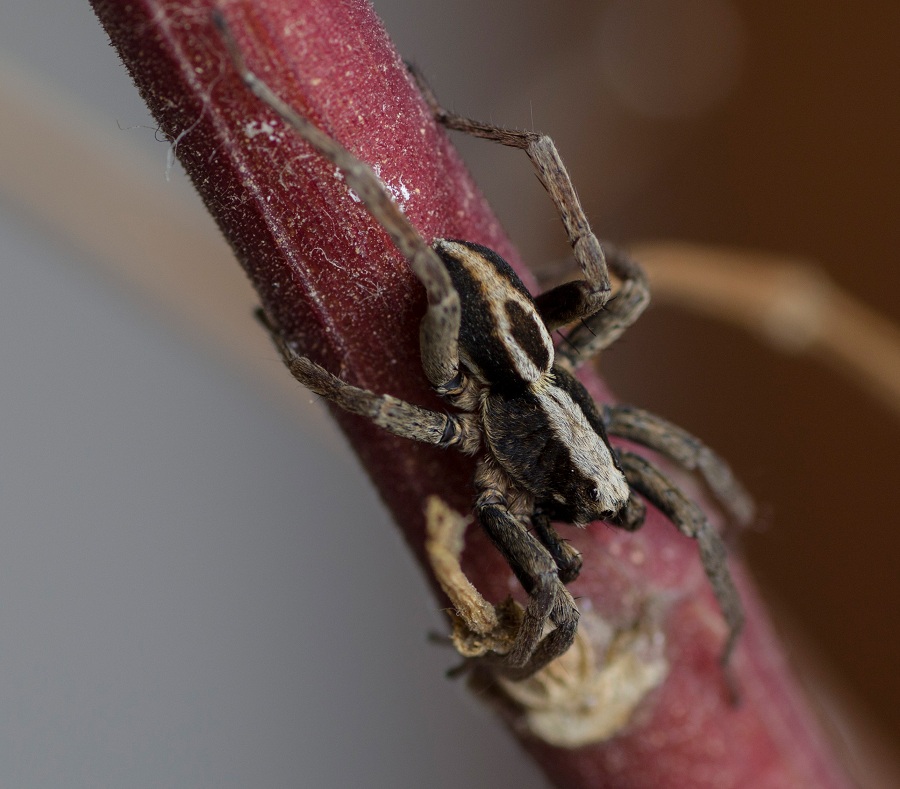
[
  {"xmin": 258, "ymin": 311, "xmax": 479, "ymax": 453},
  {"xmin": 408, "ymin": 64, "xmax": 615, "ymax": 328},
  {"xmin": 215, "ymin": 13, "xmax": 461, "ymax": 390},
  {"xmin": 606, "ymin": 405, "xmax": 755, "ymax": 526},
  {"xmin": 477, "ymin": 502, "xmax": 579, "ymax": 678},
  {"xmin": 615, "ymin": 449, "xmax": 744, "ymax": 669},
  {"xmin": 554, "ymin": 245, "xmax": 651, "ymax": 371}
]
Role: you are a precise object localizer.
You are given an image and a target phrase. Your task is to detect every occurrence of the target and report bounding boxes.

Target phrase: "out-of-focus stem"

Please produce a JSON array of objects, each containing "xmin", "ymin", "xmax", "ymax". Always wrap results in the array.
[{"xmin": 634, "ymin": 242, "xmax": 900, "ymax": 422}]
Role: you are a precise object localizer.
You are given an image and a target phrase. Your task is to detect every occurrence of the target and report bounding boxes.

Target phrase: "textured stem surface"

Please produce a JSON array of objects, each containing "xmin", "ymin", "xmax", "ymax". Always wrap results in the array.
[{"xmin": 90, "ymin": 0, "xmax": 853, "ymax": 786}]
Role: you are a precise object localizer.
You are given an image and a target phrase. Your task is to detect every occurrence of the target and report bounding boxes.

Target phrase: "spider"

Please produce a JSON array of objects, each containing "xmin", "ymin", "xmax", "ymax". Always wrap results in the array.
[{"xmin": 214, "ymin": 13, "xmax": 753, "ymax": 681}]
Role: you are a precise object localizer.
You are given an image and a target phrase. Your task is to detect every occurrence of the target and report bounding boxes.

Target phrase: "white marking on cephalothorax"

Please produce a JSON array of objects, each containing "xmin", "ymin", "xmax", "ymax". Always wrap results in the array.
[{"xmin": 538, "ymin": 386, "xmax": 629, "ymax": 511}]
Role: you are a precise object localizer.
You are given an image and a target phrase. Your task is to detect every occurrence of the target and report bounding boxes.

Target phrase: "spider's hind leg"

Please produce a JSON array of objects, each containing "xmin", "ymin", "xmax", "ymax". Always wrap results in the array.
[
  {"xmin": 215, "ymin": 14, "xmax": 462, "ymax": 391},
  {"xmin": 409, "ymin": 65, "xmax": 655, "ymax": 371},
  {"xmin": 408, "ymin": 64, "xmax": 614, "ymax": 329},
  {"xmin": 256, "ymin": 310, "xmax": 478, "ymax": 452},
  {"xmin": 554, "ymin": 246, "xmax": 651, "ymax": 372}
]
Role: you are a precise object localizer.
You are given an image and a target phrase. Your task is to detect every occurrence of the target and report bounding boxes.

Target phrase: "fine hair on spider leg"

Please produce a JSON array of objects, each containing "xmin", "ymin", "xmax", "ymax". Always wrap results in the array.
[{"xmin": 214, "ymin": 10, "xmax": 750, "ymax": 689}]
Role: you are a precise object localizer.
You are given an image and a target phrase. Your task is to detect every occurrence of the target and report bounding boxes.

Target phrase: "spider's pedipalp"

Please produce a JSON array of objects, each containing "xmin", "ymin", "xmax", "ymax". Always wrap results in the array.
[{"xmin": 531, "ymin": 510, "xmax": 583, "ymax": 584}]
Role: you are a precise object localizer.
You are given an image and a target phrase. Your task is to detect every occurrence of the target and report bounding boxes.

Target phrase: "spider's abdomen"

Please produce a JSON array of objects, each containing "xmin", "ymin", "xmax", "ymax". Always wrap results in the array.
[{"xmin": 433, "ymin": 239, "xmax": 554, "ymax": 393}]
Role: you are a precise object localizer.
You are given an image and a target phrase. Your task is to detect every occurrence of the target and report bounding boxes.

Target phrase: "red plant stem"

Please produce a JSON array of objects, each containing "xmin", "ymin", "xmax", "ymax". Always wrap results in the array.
[{"xmin": 90, "ymin": 0, "xmax": 854, "ymax": 786}]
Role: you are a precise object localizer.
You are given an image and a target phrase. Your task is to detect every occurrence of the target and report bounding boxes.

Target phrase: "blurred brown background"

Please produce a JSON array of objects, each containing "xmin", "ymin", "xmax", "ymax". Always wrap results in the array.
[{"xmin": 381, "ymin": 0, "xmax": 900, "ymax": 753}]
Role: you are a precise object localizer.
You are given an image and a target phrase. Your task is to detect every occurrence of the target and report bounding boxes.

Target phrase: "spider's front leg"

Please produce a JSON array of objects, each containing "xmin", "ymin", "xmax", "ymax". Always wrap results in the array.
[
  {"xmin": 605, "ymin": 404, "xmax": 755, "ymax": 526},
  {"xmin": 474, "ymin": 496, "xmax": 579, "ymax": 678},
  {"xmin": 615, "ymin": 449, "xmax": 744, "ymax": 671}
]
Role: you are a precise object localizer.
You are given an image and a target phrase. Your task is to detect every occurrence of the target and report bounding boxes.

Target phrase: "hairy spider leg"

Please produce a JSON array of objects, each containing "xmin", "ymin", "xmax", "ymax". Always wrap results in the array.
[
  {"xmin": 615, "ymin": 450, "xmax": 745, "ymax": 672},
  {"xmin": 408, "ymin": 66, "xmax": 656, "ymax": 372},
  {"xmin": 556, "ymin": 245, "xmax": 651, "ymax": 370},
  {"xmin": 257, "ymin": 311, "xmax": 480, "ymax": 453},
  {"xmin": 476, "ymin": 502, "xmax": 579, "ymax": 678},
  {"xmin": 605, "ymin": 404, "xmax": 756, "ymax": 527},
  {"xmin": 411, "ymin": 66, "xmax": 631, "ymax": 331},
  {"xmin": 214, "ymin": 12, "xmax": 462, "ymax": 390}
]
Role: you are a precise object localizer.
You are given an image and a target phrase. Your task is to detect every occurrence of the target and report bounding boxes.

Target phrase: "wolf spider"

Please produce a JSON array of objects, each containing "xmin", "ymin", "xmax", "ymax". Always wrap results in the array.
[{"xmin": 215, "ymin": 12, "xmax": 753, "ymax": 681}]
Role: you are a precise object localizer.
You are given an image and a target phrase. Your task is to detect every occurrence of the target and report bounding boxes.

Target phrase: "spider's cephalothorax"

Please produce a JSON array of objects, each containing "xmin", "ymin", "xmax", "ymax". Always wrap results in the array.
[
  {"xmin": 434, "ymin": 239, "xmax": 630, "ymax": 524},
  {"xmin": 216, "ymin": 13, "xmax": 754, "ymax": 680}
]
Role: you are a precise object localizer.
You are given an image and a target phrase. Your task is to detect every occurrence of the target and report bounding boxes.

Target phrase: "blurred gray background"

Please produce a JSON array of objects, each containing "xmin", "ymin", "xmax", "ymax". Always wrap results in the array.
[{"xmin": 1, "ymin": 1, "xmax": 898, "ymax": 786}]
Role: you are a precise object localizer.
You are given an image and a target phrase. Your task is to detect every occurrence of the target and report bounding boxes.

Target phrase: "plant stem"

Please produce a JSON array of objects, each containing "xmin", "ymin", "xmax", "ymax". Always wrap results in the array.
[{"xmin": 90, "ymin": 0, "xmax": 856, "ymax": 785}]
